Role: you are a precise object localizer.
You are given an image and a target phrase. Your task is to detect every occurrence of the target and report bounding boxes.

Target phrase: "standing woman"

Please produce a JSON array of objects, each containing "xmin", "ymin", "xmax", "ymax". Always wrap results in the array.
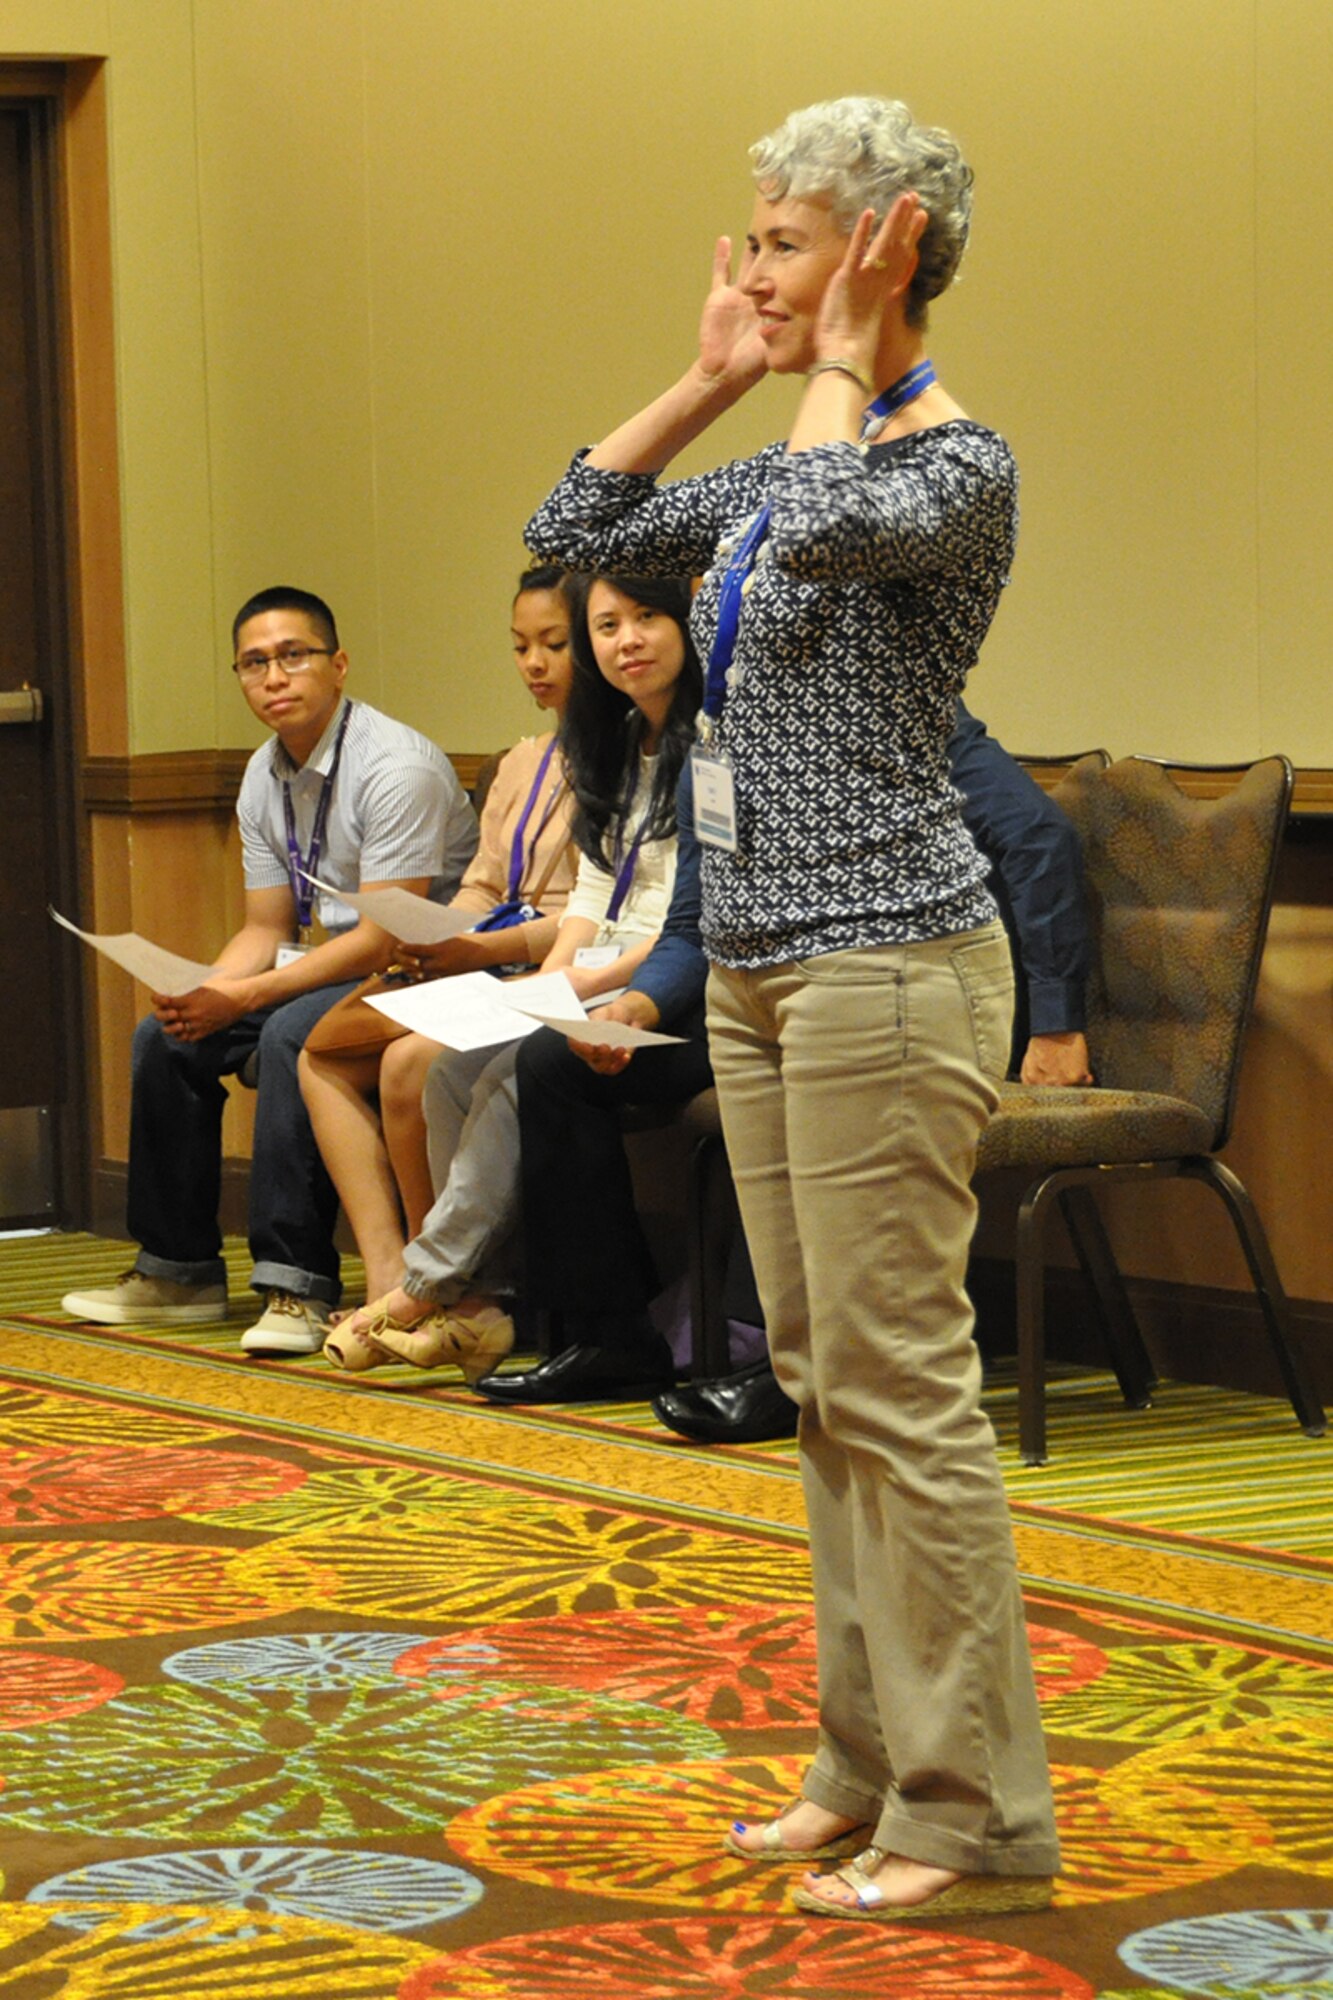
[{"xmin": 526, "ymin": 97, "xmax": 1058, "ymax": 1919}]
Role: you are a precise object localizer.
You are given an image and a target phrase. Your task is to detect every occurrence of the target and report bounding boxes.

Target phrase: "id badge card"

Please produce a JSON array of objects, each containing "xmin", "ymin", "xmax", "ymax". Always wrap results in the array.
[
  {"xmin": 275, "ymin": 942, "xmax": 311, "ymax": 969},
  {"xmin": 574, "ymin": 944, "xmax": 623, "ymax": 970},
  {"xmin": 691, "ymin": 747, "xmax": 738, "ymax": 852}
]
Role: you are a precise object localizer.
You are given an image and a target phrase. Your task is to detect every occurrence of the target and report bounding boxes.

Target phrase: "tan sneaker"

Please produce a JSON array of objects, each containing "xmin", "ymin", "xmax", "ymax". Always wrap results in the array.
[
  {"xmin": 240, "ymin": 1290, "xmax": 332, "ymax": 1355},
  {"xmin": 61, "ymin": 1270, "xmax": 228, "ymax": 1326}
]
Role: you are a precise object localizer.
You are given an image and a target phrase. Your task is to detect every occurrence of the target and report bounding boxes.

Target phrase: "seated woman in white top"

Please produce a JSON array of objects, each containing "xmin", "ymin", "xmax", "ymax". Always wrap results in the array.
[{"xmin": 322, "ymin": 571, "xmax": 702, "ymax": 1380}]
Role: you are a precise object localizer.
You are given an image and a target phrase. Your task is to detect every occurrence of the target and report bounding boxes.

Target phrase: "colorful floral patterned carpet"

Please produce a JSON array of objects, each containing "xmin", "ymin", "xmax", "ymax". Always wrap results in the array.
[{"xmin": 0, "ymin": 1232, "xmax": 1330, "ymax": 1998}]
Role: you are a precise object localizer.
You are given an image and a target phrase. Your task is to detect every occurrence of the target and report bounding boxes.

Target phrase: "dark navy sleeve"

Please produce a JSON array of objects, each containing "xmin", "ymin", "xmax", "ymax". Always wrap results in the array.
[
  {"xmin": 631, "ymin": 760, "xmax": 707, "ymax": 1033},
  {"xmin": 949, "ymin": 701, "xmax": 1089, "ymax": 1040}
]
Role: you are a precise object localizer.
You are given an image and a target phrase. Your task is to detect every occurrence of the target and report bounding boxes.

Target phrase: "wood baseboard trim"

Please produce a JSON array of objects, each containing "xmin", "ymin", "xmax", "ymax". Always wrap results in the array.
[
  {"xmin": 91, "ymin": 1159, "xmax": 250, "ymax": 1241},
  {"xmin": 90, "ymin": 1161, "xmax": 358, "ymax": 1264},
  {"xmin": 970, "ymin": 1256, "xmax": 1333, "ymax": 1402}
]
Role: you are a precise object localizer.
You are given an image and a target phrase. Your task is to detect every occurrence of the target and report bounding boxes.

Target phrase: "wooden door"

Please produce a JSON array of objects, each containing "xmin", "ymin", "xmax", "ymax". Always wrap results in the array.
[{"xmin": 0, "ymin": 95, "xmax": 84, "ymax": 1226}]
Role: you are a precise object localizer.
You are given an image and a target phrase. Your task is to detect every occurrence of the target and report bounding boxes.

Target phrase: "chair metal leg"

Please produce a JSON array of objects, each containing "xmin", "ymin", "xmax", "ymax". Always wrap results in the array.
[
  {"xmin": 1014, "ymin": 1178, "xmax": 1059, "ymax": 1465},
  {"xmin": 1058, "ymin": 1184, "xmax": 1156, "ymax": 1407},
  {"xmin": 687, "ymin": 1134, "xmax": 737, "ymax": 1379},
  {"xmin": 1180, "ymin": 1158, "xmax": 1327, "ymax": 1437},
  {"xmin": 533, "ymin": 1307, "xmax": 566, "ymax": 1359}
]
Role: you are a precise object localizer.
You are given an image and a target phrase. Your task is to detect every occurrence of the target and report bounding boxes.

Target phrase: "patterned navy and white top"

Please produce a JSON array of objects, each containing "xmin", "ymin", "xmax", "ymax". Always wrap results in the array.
[{"xmin": 526, "ymin": 423, "xmax": 1017, "ymax": 969}]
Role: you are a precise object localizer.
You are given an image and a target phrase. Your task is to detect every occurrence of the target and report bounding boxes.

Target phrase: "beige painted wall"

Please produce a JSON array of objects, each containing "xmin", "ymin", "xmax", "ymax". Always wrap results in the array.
[
  {"xmin": 6, "ymin": 0, "xmax": 1332, "ymax": 767},
  {"xmin": 5, "ymin": 0, "xmax": 1333, "ymax": 1312}
]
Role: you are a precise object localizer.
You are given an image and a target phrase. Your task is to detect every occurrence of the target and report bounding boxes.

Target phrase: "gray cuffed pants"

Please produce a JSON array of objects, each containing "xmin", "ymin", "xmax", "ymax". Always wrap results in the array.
[{"xmin": 401, "ymin": 1039, "xmax": 522, "ymax": 1306}]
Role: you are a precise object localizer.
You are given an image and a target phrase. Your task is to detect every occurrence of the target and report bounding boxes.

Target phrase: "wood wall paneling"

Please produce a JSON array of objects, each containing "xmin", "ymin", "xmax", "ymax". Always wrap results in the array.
[{"xmin": 89, "ymin": 753, "xmax": 1333, "ymax": 1351}]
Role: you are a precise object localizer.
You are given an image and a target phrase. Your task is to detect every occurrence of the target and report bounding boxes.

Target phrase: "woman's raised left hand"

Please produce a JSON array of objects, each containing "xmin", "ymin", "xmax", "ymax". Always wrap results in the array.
[{"xmin": 812, "ymin": 194, "xmax": 927, "ymax": 372}]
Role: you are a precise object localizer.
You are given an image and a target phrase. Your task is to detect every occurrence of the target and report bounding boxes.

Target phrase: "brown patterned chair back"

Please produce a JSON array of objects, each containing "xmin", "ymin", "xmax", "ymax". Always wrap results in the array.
[
  {"xmin": 1050, "ymin": 754, "xmax": 1293, "ymax": 1150},
  {"xmin": 471, "ymin": 750, "xmax": 507, "ymax": 817}
]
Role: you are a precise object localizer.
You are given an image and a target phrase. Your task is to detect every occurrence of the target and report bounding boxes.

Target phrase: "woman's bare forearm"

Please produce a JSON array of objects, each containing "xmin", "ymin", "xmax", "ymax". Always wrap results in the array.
[{"xmin": 588, "ymin": 361, "xmax": 751, "ymax": 476}]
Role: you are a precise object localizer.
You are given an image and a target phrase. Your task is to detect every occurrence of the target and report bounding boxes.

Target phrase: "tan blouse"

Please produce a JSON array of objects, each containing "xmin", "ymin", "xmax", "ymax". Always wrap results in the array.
[{"xmin": 449, "ymin": 734, "xmax": 578, "ymax": 960}]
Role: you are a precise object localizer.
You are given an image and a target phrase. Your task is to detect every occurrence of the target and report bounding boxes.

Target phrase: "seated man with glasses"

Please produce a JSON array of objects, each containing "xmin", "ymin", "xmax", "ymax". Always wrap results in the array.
[{"xmin": 63, "ymin": 585, "xmax": 478, "ymax": 1353}]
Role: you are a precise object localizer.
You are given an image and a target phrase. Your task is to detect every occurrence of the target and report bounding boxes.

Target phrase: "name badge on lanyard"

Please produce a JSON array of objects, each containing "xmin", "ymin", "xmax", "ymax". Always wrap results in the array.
[
  {"xmin": 574, "ymin": 826, "xmax": 640, "ymax": 965},
  {"xmin": 694, "ymin": 504, "xmax": 769, "ymax": 853},
  {"xmin": 690, "ymin": 746, "xmax": 738, "ymax": 852},
  {"xmin": 284, "ymin": 700, "xmax": 353, "ymax": 944}
]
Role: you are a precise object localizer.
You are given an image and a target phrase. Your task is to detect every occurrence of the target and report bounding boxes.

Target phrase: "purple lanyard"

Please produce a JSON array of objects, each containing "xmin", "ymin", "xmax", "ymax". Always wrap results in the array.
[
  {"xmin": 282, "ymin": 700, "xmax": 352, "ymax": 935},
  {"xmin": 505, "ymin": 738, "xmax": 563, "ymax": 902},
  {"xmin": 605, "ymin": 834, "xmax": 643, "ymax": 925}
]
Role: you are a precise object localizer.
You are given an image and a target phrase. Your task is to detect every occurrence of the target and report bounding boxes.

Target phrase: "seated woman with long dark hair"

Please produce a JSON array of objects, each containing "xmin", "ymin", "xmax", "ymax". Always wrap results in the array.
[{"xmin": 322, "ymin": 571, "xmax": 701, "ymax": 1381}]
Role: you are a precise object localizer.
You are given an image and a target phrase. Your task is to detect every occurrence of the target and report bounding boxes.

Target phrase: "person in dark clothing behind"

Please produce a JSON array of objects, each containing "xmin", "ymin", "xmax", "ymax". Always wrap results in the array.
[
  {"xmin": 477, "ymin": 700, "xmax": 1089, "ymax": 1417},
  {"xmin": 656, "ymin": 699, "xmax": 1093, "ymax": 1442}
]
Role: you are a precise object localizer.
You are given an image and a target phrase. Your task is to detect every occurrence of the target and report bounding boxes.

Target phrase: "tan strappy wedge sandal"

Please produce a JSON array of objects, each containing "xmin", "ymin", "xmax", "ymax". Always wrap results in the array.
[
  {"xmin": 724, "ymin": 1801, "xmax": 871, "ymax": 1863},
  {"xmin": 366, "ymin": 1303, "xmax": 515, "ymax": 1384},
  {"xmin": 792, "ymin": 1845, "xmax": 1054, "ymax": 1921}
]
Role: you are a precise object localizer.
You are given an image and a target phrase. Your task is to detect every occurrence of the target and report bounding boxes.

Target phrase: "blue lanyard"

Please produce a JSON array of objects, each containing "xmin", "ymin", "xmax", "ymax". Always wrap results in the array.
[
  {"xmin": 700, "ymin": 359, "xmax": 938, "ymax": 725},
  {"xmin": 282, "ymin": 699, "xmax": 352, "ymax": 935},
  {"xmin": 862, "ymin": 358, "xmax": 936, "ymax": 439},
  {"xmin": 702, "ymin": 504, "xmax": 772, "ymax": 721}
]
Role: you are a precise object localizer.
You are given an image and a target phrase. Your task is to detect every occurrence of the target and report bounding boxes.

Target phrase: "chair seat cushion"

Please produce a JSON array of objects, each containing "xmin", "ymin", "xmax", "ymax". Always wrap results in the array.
[{"xmin": 976, "ymin": 1083, "xmax": 1215, "ymax": 1172}]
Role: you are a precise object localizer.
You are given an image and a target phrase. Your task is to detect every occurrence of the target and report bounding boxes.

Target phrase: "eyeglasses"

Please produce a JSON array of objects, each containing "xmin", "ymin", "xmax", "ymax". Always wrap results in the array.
[{"xmin": 232, "ymin": 645, "xmax": 335, "ymax": 682}]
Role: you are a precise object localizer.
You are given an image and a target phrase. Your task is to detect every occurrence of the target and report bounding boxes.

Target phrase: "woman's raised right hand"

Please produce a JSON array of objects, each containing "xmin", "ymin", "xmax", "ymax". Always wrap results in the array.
[{"xmin": 697, "ymin": 237, "xmax": 768, "ymax": 389}]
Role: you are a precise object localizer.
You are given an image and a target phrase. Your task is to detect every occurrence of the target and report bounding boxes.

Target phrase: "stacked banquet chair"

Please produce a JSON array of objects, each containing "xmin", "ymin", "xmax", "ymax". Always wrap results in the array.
[
  {"xmin": 674, "ymin": 753, "xmax": 1326, "ymax": 1464},
  {"xmin": 973, "ymin": 751, "xmax": 1324, "ymax": 1462}
]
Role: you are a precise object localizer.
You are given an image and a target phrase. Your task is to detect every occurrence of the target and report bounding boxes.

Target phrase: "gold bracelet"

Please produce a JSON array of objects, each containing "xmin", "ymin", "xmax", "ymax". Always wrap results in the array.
[{"xmin": 807, "ymin": 356, "xmax": 874, "ymax": 397}]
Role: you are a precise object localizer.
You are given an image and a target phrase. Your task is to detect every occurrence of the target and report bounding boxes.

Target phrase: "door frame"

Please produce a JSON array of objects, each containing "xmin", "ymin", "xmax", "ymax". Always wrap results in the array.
[{"xmin": 1, "ymin": 59, "xmax": 128, "ymax": 1227}]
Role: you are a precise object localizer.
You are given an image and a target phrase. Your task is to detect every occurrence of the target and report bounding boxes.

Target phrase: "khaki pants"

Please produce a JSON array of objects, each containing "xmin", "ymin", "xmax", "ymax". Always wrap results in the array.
[{"xmin": 706, "ymin": 925, "xmax": 1060, "ymax": 1876}]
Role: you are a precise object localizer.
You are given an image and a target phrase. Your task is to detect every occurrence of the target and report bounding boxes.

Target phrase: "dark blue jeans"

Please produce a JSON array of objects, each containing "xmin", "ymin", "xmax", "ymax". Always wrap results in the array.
[{"xmin": 127, "ymin": 981, "xmax": 359, "ymax": 1305}]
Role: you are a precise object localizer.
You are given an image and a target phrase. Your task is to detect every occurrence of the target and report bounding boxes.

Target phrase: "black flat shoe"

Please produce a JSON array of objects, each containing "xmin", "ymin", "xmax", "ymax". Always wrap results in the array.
[
  {"xmin": 473, "ymin": 1341, "xmax": 674, "ymax": 1405},
  {"xmin": 652, "ymin": 1358, "xmax": 798, "ymax": 1443}
]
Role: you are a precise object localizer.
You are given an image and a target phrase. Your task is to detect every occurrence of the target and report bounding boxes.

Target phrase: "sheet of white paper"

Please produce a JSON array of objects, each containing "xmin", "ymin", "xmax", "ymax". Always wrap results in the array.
[
  {"xmin": 362, "ymin": 967, "xmax": 680, "ymax": 1053},
  {"xmin": 50, "ymin": 909, "xmax": 216, "ymax": 997},
  {"xmin": 511, "ymin": 1006, "xmax": 683, "ymax": 1051},
  {"xmin": 490, "ymin": 971, "xmax": 588, "ymax": 1024},
  {"xmin": 497, "ymin": 971, "xmax": 683, "ymax": 1049},
  {"xmin": 304, "ymin": 876, "xmax": 475, "ymax": 947},
  {"xmin": 364, "ymin": 971, "xmax": 546, "ymax": 1052}
]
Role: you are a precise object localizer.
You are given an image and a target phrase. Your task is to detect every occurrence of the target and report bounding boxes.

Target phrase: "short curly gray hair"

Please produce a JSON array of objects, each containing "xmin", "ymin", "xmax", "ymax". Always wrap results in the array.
[{"xmin": 749, "ymin": 96, "xmax": 974, "ymax": 326}]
